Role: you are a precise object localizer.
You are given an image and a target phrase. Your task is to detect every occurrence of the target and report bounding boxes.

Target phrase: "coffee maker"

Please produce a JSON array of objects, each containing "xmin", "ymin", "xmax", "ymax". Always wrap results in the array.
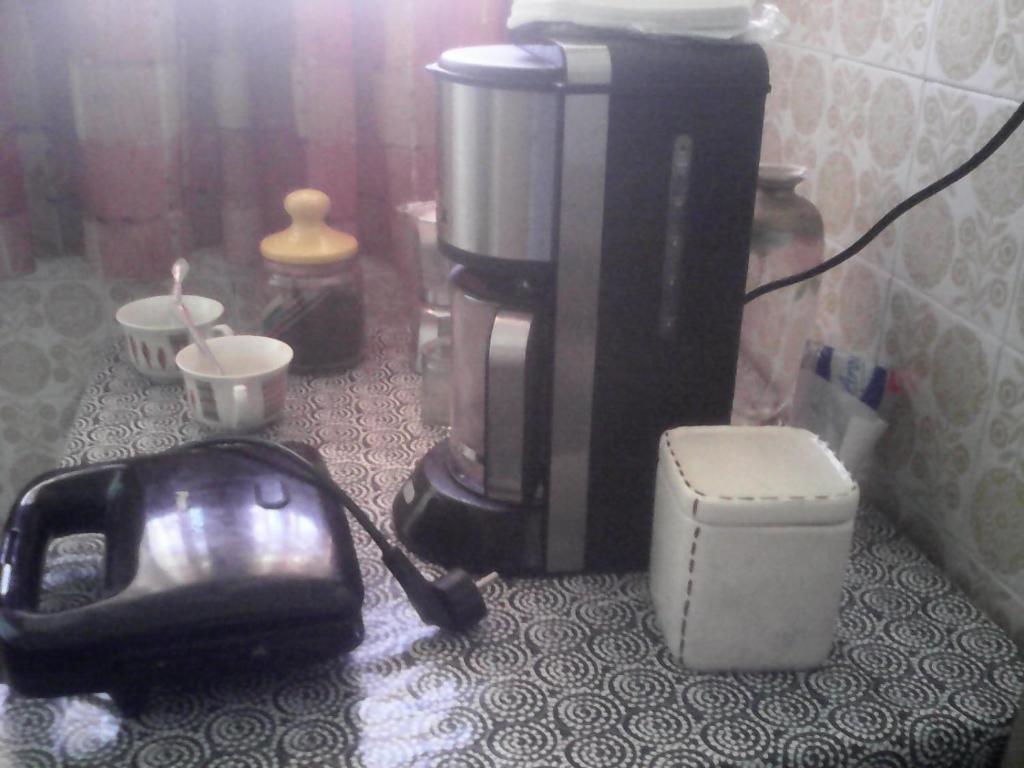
[{"xmin": 393, "ymin": 36, "xmax": 770, "ymax": 574}]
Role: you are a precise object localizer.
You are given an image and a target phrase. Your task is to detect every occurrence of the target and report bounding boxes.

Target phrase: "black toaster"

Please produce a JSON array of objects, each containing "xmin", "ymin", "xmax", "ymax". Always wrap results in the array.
[{"xmin": 0, "ymin": 441, "xmax": 365, "ymax": 715}]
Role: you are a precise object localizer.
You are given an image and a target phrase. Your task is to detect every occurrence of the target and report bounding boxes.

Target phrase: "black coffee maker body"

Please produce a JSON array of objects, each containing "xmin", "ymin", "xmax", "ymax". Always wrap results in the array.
[{"xmin": 393, "ymin": 37, "xmax": 770, "ymax": 574}]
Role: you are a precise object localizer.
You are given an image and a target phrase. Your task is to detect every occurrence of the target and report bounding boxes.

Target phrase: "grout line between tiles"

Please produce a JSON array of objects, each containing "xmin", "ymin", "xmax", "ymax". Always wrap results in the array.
[
  {"xmin": 772, "ymin": 40, "xmax": 1024, "ymax": 104},
  {"xmin": 1007, "ymin": 281, "xmax": 1024, "ymax": 358},
  {"xmin": 962, "ymin": 337, "xmax": 1005, "ymax": 567},
  {"xmin": 901, "ymin": 73, "xmax": 928, "ymax": 249},
  {"xmin": 996, "ymin": 238, "xmax": 1024, "ymax": 348},
  {"xmin": 919, "ymin": 70, "xmax": 1024, "ymax": 105},
  {"xmin": 772, "ymin": 40, "xmax": 925, "ymax": 80},
  {"xmin": 889, "ymin": 269, "xmax": 1008, "ymax": 352},
  {"xmin": 871, "ymin": 269, "xmax": 895, "ymax": 365},
  {"xmin": 921, "ymin": 0, "xmax": 939, "ymax": 89}
]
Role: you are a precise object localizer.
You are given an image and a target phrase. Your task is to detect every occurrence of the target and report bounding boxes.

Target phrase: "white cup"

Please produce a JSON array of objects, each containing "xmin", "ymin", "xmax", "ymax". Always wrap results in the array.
[
  {"xmin": 176, "ymin": 335, "xmax": 293, "ymax": 431},
  {"xmin": 116, "ymin": 295, "xmax": 232, "ymax": 381}
]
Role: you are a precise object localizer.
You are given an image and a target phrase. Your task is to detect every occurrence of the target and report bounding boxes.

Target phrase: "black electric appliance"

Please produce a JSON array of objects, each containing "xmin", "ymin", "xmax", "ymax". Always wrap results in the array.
[
  {"xmin": 393, "ymin": 36, "xmax": 770, "ymax": 574},
  {"xmin": 0, "ymin": 440, "xmax": 485, "ymax": 714}
]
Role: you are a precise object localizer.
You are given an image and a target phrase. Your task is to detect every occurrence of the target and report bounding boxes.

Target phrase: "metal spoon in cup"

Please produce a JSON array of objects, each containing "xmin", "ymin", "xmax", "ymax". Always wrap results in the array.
[{"xmin": 170, "ymin": 258, "xmax": 225, "ymax": 375}]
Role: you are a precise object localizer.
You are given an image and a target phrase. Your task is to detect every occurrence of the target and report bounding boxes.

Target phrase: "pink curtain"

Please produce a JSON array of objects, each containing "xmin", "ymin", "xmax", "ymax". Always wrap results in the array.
[
  {"xmin": 0, "ymin": 1, "xmax": 37, "ymax": 278},
  {"xmin": 0, "ymin": 0, "xmax": 509, "ymax": 280}
]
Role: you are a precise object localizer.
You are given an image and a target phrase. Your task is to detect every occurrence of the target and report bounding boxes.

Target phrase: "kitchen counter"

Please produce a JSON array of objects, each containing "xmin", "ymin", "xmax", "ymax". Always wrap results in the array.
[{"xmin": 2, "ymin": 259, "xmax": 1021, "ymax": 767}]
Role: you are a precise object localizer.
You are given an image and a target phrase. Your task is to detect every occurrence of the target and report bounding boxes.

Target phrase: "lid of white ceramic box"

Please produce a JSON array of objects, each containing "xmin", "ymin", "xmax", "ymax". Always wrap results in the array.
[{"xmin": 661, "ymin": 426, "xmax": 858, "ymax": 527}]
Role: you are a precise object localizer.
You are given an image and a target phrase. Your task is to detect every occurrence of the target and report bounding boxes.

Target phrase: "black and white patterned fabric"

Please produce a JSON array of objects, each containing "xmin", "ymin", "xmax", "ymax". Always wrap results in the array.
[{"xmin": 1, "ymin": 259, "xmax": 1020, "ymax": 767}]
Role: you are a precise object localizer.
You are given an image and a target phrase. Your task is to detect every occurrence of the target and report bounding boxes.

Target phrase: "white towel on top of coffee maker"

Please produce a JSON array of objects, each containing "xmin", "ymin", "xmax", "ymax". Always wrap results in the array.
[{"xmin": 507, "ymin": 0, "xmax": 755, "ymax": 38}]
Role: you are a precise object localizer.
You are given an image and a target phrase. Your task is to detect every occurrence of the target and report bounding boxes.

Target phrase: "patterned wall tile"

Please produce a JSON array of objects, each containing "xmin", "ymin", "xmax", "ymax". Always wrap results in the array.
[
  {"xmin": 0, "ymin": 250, "xmax": 265, "ymax": 516},
  {"xmin": 774, "ymin": 0, "xmax": 837, "ymax": 52},
  {"xmin": 891, "ymin": 369, "xmax": 1024, "ymax": 649},
  {"xmin": 896, "ymin": 84, "xmax": 1024, "ymax": 338},
  {"xmin": 833, "ymin": 0, "xmax": 936, "ymax": 75},
  {"xmin": 877, "ymin": 280, "xmax": 1000, "ymax": 544},
  {"xmin": 0, "ymin": 251, "xmax": 245, "ymax": 407},
  {"xmin": 927, "ymin": 0, "xmax": 1024, "ymax": 100},
  {"xmin": 968, "ymin": 346, "xmax": 1024, "ymax": 587},
  {"xmin": 819, "ymin": 60, "xmax": 923, "ymax": 270},
  {"xmin": 1006, "ymin": 237, "xmax": 1024, "ymax": 356},
  {"xmin": 761, "ymin": 44, "xmax": 833, "ymax": 203},
  {"xmin": 862, "ymin": 473, "xmax": 1024, "ymax": 650},
  {"xmin": 870, "ymin": 462, "xmax": 1005, "ymax": 614},
  {"xmin": 0, "ymin": 397, "xmax": 76, "ymax": 507},
  {"xmin": 0, "ymin": 284, "xmax": 59, "ymax": 398},
  {"xmin": 0, "ymin": 266, "xmax": 114, "ymax": 402},
  {"xmin": 813, "ymin": 248, "xmax": 892, "ymax": 359}
]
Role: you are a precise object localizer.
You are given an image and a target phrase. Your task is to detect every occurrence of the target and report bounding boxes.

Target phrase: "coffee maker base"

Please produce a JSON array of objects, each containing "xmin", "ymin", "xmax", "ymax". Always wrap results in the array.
[{"xmin": 392, "ymin": 443, "xmax": 547, "ymax": 575}]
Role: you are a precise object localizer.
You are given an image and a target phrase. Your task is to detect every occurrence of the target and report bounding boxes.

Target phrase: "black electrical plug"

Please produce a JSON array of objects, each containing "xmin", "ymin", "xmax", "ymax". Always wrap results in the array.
[{"xmin": 382, "ymin": 547, "xmax": 490, "ymax": 632}]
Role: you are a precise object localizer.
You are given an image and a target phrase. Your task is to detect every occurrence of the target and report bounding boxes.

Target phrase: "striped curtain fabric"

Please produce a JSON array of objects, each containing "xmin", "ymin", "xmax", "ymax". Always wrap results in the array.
[{"xmin": 0, "ymin": 0, "xmax": 509, "ymax": 279}]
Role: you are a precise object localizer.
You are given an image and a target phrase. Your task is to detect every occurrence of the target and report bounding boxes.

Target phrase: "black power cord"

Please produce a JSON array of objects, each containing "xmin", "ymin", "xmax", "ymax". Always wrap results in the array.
[
  {"xmin": 745, "ymin": 99, "xmax": 1024, "ymax": 304},
  {"xmin": 170, "ymin": 437, "xmax": 492, "ymax": 634}
]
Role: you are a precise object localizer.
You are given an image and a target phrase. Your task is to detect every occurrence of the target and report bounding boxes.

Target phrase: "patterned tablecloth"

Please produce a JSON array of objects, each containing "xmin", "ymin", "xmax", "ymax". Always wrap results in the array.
[{"xmin": 2, "ymin": 259, "xmax": 1021, "ymax": 767}]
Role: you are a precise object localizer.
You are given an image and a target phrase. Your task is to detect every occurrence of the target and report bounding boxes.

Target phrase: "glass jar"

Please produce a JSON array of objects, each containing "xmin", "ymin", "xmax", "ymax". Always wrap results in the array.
[
  {"xmin": 259, "ymin": 189, "xmax": 364, "ymax": 373},
  {"xmin": 262, "ymin": 259, "xmax": 364, "ymax": 373},
  {"xmin": 733, "ymin": 165, "xmax": 824, "ymax": 425}
]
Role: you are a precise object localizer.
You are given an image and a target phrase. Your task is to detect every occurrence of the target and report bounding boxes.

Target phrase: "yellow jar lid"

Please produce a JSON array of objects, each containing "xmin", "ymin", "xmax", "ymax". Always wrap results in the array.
[{"xmin": 260, "ymin": 189, "xmax": 359, "ymax": 265}]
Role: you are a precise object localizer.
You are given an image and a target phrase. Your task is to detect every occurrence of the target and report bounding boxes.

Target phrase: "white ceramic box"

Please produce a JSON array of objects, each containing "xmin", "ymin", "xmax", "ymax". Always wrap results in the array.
[{"xmin": 650, "ymin": 426, "xmax": 858, "ymax": 672}]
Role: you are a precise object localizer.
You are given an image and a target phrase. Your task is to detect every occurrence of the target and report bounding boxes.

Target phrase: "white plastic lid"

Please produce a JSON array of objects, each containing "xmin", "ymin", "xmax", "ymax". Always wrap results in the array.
[{"xmin": 660, "ymin": 426, "xmax": 858, "ymax": 526}]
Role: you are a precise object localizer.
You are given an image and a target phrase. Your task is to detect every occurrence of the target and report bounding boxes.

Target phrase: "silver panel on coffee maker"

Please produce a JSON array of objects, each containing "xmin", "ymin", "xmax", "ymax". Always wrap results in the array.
[
  {"xmin": 545, "ymin": 42, "xmax": 612, "ymax": 573},
  {"xmin": 436, "ymin": 77, "xmax": 560, "ymax": 263}
]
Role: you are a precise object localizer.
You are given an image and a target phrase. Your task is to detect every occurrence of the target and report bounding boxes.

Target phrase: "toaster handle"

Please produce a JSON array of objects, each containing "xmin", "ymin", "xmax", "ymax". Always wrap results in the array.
[{"xmin": 0, "ymin": 463, "xmax": 128, "ymax": 611}]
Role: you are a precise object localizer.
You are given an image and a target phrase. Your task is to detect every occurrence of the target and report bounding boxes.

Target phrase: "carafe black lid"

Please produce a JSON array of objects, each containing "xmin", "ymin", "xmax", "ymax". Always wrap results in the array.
[{"xmin": 433, "ymin": 45, "xmax": 564, "ymax": 87}]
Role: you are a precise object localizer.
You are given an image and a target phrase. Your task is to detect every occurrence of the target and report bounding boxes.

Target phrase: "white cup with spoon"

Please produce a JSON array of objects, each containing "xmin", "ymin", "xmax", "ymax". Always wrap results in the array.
[
  {"xmin": 116, "ymin": 295, "xmax": 232, "ymax": 381},
  {"xmin": 176, "ymin": 335, "xmax": 293, "ymax": 431}
]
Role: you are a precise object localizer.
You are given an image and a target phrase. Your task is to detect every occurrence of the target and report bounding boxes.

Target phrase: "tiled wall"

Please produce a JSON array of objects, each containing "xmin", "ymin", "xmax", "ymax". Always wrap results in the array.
[
  {"xmin": 762, "ymin": 0, "xmax": 1024, "ymax": 645},
  {"xmin": 0, "ymin": 251, "xmax": 263, "ymax": 513}
]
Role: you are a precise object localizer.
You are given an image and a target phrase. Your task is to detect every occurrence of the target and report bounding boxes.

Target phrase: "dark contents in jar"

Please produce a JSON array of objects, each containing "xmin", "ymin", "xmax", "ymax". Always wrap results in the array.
[{"xmin": 263, "ymin": 286, "xmax": 364, "ymax": 373}]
